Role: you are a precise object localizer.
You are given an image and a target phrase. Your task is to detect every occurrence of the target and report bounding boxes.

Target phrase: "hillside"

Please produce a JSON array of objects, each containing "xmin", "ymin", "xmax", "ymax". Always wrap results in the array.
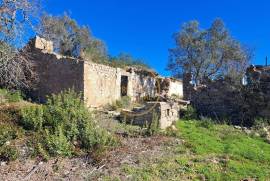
[{"xmin": 0, "ymin": 90, "xmax": 270, "ymax": 180}]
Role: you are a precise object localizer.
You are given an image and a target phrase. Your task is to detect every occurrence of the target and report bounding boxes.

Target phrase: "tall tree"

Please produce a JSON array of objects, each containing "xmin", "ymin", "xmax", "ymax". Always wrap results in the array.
[
  {"xmin": 167, "ymin": 19, "xmax": 251, "ymax": 85},
  {"xmin": 0, "ymin": 0, "xmax": 41, "ymax": 90},
  {"xmin": 38, "ymin": 13, "xmax": 108, "ymax": 61},
  {"xmin": 0, "ymin": 0, "xmax": 40, "ymax": 43}
]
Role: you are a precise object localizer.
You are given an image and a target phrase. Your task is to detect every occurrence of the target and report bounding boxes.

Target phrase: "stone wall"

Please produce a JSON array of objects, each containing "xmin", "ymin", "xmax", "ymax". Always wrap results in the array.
[
  {"xmin": 121, "ymin": 102, "xmax": 180, "ymax": 129},
  {"xmin": 28, "ymin": 36, "xmax": 184, "ymax": 108},
  {"xmin": 84, "ymin": 62, "xmax": 121, "ymax": 107},
  {"xmin": 167, "ymin": 79, "xmax": 183, "ymax": 98},
  {"xmin": 129, "ymin": 69, "xmax": 156, "ymax": 101},
  {"xmin": 29, "ymin": 46, "xmax": 84, "ymax": 103}
]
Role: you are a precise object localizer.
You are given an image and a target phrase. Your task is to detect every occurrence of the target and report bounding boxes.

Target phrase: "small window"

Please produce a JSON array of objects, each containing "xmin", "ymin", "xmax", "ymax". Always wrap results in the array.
[{"xmin": 167, "ymin": 109, "xmax": 170, "ymax": 116}]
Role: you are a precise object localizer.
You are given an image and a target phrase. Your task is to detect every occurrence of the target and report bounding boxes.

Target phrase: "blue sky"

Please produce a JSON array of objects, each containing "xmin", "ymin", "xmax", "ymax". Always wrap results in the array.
[{"xmin": 44, "ymin": 0, "xmax": 270, "ymax": 76}]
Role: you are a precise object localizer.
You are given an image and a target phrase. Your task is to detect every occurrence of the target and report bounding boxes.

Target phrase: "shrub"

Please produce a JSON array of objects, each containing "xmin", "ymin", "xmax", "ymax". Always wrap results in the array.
[
  {"xmin": 146, "ymin": 111, "xmax": 160, "ymax": 136},
  {"xmin": 43, "ymin": 127, "xmax": 72, "ymax": 157},
  {"xmin": 0, "ymin": 145, "xmax": 18, "ymax": 161},
  {"xmin": 116, "ymin": 96, "xmax": 131, "ymax": 108},
  {"xmin": 0, "ymin": 124, "xmax": 17, "ymax": 146},
  {"xmin": 182, "ymin": 105, "xmax": 197, "ymax": 120},
  {"xmin": 254, "ymin": 117, "xmax": 270, "ymax": 129},
  {"xmin": 22, "ymin": 89, "xmax": 118, "ymax": 158},
  {"xmin": 0, "ymin": 89, "xmax": 23, "ymax": 103},
  {"xmin": 196, "ymin": 117, "xmax": 214, "ymax": 129},
  {"xmin": 21, "ymin": 106, "xmax": 44, "ymax": 131}
]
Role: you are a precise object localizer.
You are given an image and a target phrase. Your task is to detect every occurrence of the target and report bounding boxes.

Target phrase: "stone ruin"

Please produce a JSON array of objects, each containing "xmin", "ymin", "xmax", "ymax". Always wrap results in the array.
[{"xmin": 26, "ymin": 36, "xmax": 187, "ymax": 129}]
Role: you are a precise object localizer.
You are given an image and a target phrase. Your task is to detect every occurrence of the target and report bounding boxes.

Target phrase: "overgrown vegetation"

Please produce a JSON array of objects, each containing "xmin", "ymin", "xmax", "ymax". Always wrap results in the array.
[
  {"xmin": 0, "ymin": 89, "xmax": 23, "ymax": 104},
  {"xmin": 0, "ymin": 89, "xmax": 117, "ymax": 162},
  {"xmin": 105, "ymin": 96, "xmax": 132, "ymax": 111},
  {"xmin": 119, "ymin": 120, "xmax": 270, "ymax": 180},
  {"xmin": 20, "ymin": 89, "xmax": 117, "ymax": 158}
]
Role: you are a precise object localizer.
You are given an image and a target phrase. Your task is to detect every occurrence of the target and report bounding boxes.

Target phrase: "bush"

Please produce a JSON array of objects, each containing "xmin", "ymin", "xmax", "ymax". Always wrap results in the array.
[
  {"xmin": 0, "ymin": 145, "xmax": 18, "ymax": 161},
  {"xmin": 0, "ymin": 89, "xmax": 23, "ymax": 103},
  {"xmin": 182, "ymin": 105, "xmax": 197, "ymax": 120},
  {"xmin": 21, "ymin": 89, "xmax": 117, "ymax": 158},
  {"xmin": 254, "ymin": 118, "xmax": 270, "ymax": 129},
  {"xmin": 196, "ymin": 117, "xmax": 214, "ymax": 129},
  {"xmin": 43, "ymin": 127, "xmax": 72, "ymax": 157},
  {"xmin": 115, "ymin": 96, "xmax": 131, "ymax": 108},
  {"xmin": 21, "ymin": 106, "xmax": 44, "ymax": 131},
  {"xmin": 0, "ymin": 124, "xmax": 17, "ymax": 146},
  {"xmin": 146, "ymin": 111, "xmax": 160, "ymax": 136},
  {"xmin": 106, "ymin": 96, "xmax": 131, "ymax": 111}
]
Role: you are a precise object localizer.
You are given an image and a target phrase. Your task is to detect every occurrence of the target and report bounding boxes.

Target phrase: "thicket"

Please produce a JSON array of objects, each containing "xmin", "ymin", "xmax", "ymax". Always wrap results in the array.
[
  {"xmin": 0, "ymin": 89, "xmax": 117, "ymax": 161},
  {"xmin": 20, "ymin": 89, "xmax": 117, "ymax": 158}
]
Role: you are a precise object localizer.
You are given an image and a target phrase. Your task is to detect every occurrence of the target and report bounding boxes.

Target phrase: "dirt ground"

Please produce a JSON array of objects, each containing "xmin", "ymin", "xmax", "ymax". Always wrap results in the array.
[
  {"xmin": 0, "ymin": 135, "xmax": 179, "ymax": 181},
  {"xmin": 0, "ymin": 112, "xmax": 181, "ymax": 181}
]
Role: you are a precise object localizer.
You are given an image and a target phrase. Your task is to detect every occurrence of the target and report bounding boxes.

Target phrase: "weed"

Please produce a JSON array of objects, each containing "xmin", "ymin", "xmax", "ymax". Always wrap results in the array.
[{"xmin": 0, "ymin": 145, "xmax": 18, "ymax": 161}]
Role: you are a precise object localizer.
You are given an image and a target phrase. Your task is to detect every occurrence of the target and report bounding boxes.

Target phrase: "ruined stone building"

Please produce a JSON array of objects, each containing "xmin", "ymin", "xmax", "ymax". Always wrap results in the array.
[{"xmin": 27, "ymin": 37, "xmax": 184, "ymax": 109}]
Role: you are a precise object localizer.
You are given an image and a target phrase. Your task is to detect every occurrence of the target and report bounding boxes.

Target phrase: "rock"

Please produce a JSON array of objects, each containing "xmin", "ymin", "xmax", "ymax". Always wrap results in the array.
[
  {"xmin": 64, "ymin": 170, "xmax": 70, "ymax": 176},
  {"xmin": 171, "ymin": 125, "xmax": 178, "ymax": 131},
  {"xmin": 263, "ymin": 127, "xmax": 268, "ymax": 132},
  {"xmin": 265, "ymin": 135, "xmax": 270, "ymax": 144},
  {"xmin": 0, "ymin": 161, "xmax": 7, "ymax": 166},
  {"xmin": 243, "ymin": 127, "xmax": 252, "ymax": 135},
  {"xmin": 234, "ymin": 126, "xmax": 242, "ymax": 130},
  {"xmin": 5, "ymin": 141, "xmax": 10, "ymax": 145}
]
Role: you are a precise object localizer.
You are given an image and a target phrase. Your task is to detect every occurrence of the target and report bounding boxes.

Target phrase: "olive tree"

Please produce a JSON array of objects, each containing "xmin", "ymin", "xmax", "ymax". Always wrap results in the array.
[
  {"xmin": 167, "ymin": 19, "xmax": 251, "ymax": 85},
  {"xmin": 38, "ymin": 13, "xmax": 108, "ymax": 61}
]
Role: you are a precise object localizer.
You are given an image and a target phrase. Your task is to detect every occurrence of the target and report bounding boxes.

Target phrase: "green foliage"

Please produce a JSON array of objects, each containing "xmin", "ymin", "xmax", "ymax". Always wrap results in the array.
[
  {"xmin": 115, "ymin": 96, "xmax": 131, "ymax": 108},
  {"xmin": 0, "ymin": 145, "xmax": 18, "ymax": 161},
  {"xmin": 0, "ymin": 124, "xmax": 17, "ymax": 146},
  {"xmin": 168, "ymin": 19, "xmax": 251, "ymax": 84},
  {"xmin": 253, "ymin": 117, "xmax": 270, "ymax": 129},
  {"xmin": 21, "ymin": 89, "xmax": 117, "ymax": 158},
  {"xmin": 182, "ymin": 105, "xmax": 197, "ymax": 120},
  {"xmin": 106, "ymin": 96, "xmax": 131, "ymax": 111},
  {"xmin": 175, "ymin": 120, "xmax": 270, "ymax": 179},
  {"xmin": 39, "ymin": 13, "xmax": 108, "ymax": 60},
  {"xmin": 196, "ymin": 117, "xmax": 214, "ymax": 129},
  {"xmin": 146, "ymin": 111, "xmax": 160, "ymax": 136},
  {"xmin": 108, "ymin": 53, "xmax": 149, "ymax": 69},
  {"xmin": 21, "ymin": 106, "xmax": 44, "ymax": 131},
  {"xmin": 43, "ymin": 127, "xmax": 72, "ymax": 157},
  {"xmin": 0, "ymin": 89, "xmax": 23, "ymax": 104},
  {"xmin": 120, "ymin": 121, "xmax": 270, "ymax": 180}
]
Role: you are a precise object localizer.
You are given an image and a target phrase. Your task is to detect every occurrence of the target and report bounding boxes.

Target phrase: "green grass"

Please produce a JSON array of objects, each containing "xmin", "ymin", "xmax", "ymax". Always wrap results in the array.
[{"xmin": 120, "ymin": 120, "xmax": 270, "ymax": 181}]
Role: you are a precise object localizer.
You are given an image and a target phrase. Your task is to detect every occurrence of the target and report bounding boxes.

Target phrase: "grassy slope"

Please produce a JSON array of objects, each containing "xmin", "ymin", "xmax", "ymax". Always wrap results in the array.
[{"xmin": 120, "ymin": 120, "xmax": 270, "ymax": 181}]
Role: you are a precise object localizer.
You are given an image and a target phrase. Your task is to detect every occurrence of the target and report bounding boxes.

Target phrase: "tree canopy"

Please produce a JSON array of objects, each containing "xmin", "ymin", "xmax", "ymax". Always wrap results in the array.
[
  {"xmin": 38, "ymin": 13, "xmax": 108, "ymax": 60},
  {"xmin": 167, "ymin": 19, "xmax": 252, "ymax": 85}
]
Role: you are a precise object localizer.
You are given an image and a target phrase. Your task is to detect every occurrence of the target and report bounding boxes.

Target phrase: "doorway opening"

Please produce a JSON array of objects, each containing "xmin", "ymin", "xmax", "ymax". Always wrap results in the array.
[{"xmin": 121, "ymin": 76, "xmax": 128, "ymax": 97}]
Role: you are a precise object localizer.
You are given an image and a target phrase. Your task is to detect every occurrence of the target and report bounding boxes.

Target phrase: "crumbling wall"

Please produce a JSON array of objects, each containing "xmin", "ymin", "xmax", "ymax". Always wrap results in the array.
[
  {"xmin": 121, "ymin": 102, "xmax": 180, "ymax": 129},
  {"xmin": 30, "ymin": 49, "xmax": 84, "ymax": 102},
  {"xmin": 130, "ymin": 72, "xmax": 156, "ymax": 101},
  {"xmin": 28, "ymin": 36, "xmax": 181, "ymax": 107},
  {"xmin": 84, "ymin": 62, "xmax": 121, "ymax": 107},
  {"xmin": 167, "ymin": 79, "xmax": 183, "ymax": 98}
]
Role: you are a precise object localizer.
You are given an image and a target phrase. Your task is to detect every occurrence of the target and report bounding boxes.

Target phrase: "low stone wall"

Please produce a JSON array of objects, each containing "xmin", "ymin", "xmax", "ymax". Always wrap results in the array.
[{"xmin": 121, "ymin": 102, "xmax": 180, "ymax": 129}]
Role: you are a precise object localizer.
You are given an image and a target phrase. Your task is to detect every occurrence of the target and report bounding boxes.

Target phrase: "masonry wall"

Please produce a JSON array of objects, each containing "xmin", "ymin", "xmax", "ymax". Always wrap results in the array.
[
  {"xmin": 121, "ymin": 102, "xmax": 180, "ymax": 129},
  {"xmin": 168, "ymin": 79, "xmax": 183, "ymax": 98},
  {"xmin": 129, "ymin": 72, "xmax": 156, "ymax": 101},
  {"xmin": 30, "ymin": 49, "xmax": 84, "ymax": 102},
  {"xmin": 83, "ymin": 62, "xmax": 121, "ymax": 107}
]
